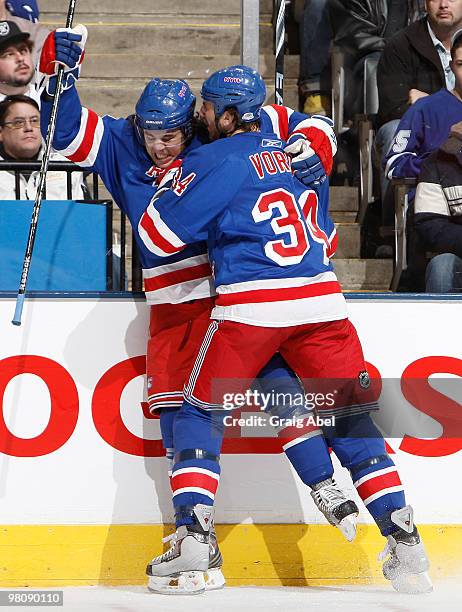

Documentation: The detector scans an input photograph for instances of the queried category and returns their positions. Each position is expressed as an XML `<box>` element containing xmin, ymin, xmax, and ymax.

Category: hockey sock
<box><xmin>159</xmin><ymin>407</ymin><xmax>180</xmax><ymax>477</ymax></box>
<box><xmin>258</xmin><ymin>354</ymin><xmax>334</xmax><ymax>485</ymax></box>
<box><xmin>327</xmin><ymin>413</ymin><xmax>406</xmax><ymax>535</ymax></box>
<box><xmin>172</xmin><ymin>401</ymin><xmax>225</xmax><ymax>527</ymax></box>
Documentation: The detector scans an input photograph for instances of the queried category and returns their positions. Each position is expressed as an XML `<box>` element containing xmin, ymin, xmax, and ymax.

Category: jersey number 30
<box><xmin>252</xmin><ymin>188</ymin><xmax>329</xmax><ymax>266</ymax></box>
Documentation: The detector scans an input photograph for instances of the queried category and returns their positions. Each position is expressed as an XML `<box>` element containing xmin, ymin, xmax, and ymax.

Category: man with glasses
<box><xmin>0</xmin><ymin>94</ymin><xmax>85</xmax><ymax>198</ymax></box>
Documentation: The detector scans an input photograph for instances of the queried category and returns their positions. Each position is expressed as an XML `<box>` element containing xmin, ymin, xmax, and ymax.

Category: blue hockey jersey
<box><xmin>139</xmin><ymin>132</ymin><xmax>347</xmax><ymax>327</ymax></box>
<box><xmin>41</xmin><ymin>86</ymin><xmax>337</xmax><ymax>305</ymax></box>
<box><xmin>385</xmin><ymin>89</ymin><xmax>462</xmax><ymax>180</ymax></box>
<box><xmin>40</xmin><ymin>86</ymin><xmax>214</xmax><ymax>304</ymax></box>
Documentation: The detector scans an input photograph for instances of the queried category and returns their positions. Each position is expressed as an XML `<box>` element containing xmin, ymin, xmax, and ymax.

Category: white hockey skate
<box><xmin>379</xmin><ymin>505</ymin><xmax>432</xmax><ymax>594</ymax></box>
<box><xmin>206</xmin><ymin>525</ymin><xmax>226</xmax><ymax>590</ymax></box>
<box><xmin>310</xmin><ymin>478</ymin><xmax>359</xmax><ymax>541</ymax></box>
<box><xmin>146</xmin><ymin>504</ymin><xmax>212</xmax><ymax>595</ymax></box>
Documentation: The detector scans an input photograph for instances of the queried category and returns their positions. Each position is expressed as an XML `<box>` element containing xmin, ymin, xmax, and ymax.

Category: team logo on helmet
<box><xmin>223</xmin><ymin>76</ymin><xmax>243</xmax><ymax>83</ymax></box>
<box><xmin>0</xmin><ymin>22</ymin><xmax>10</xmax><ymax>36</ymax></box>
<box><xmin>358</xmin><ymin>370</ymin><xmax>371</xmax><ymax>389</ymax></box>
<box><xmin>242</xmin><ymin>112</ymin><xmax>255</xmax><ymax>120</ymax></box>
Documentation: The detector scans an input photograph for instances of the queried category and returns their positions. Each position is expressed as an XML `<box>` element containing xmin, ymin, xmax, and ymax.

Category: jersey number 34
<box><xmin>251</xmin><ymin>188</ymin><xmax>331</xmax><ymax>266</ymax></box>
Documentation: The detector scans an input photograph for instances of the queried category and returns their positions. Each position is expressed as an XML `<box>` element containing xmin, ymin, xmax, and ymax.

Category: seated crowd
<box><xmin>297</xmin><ymin>0</ymin><xmax>462</xmax><ymax>292</ymax></box>
<box><xmin>0</xmin><ymin>2</ymin><xmax>86</xmax><ymax>198</ymax></box>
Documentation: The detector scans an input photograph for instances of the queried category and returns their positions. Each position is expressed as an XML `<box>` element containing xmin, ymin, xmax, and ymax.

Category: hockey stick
<box><xmin>274</xmin><ymin>0</ymin><xmax>285</xmax><ymax>104</ymax></box>
<box><xmin>12</xmin><ymin>0</ymin><xmax>78</xmax><ymax>326</ymax></box>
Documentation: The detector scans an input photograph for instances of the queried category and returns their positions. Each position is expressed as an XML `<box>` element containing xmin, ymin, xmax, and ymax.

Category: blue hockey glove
<box><xmin>284</xmin><ymin>133</ymin><xmax>327</xmax><ymax>187</ymax></box>
<box><xmin>6</xmin><ymin>1</ymin><xmax>39</xmax><ymax>23</ymax></box>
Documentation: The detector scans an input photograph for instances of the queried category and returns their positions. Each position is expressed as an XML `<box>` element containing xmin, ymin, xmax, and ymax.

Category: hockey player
<box><xmin>38</xmin><ymin>28</ymin><xmax>361</xmax><ymax>592</ymax></box>
<box><xmin>139</xmin><ymin>65</ymin><xmax>432</xmax><ymax>596</ymax></box>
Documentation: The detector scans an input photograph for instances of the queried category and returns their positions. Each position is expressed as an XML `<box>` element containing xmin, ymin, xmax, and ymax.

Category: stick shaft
<box><xmin>12</xmin><ymin>0</ymin><xmax>78</xmax><ymax>326</ymax></box>
<box><xmin>275</xmin><ymin>0</ymin><xmax>285</xmax><ymax>105</ymax></box>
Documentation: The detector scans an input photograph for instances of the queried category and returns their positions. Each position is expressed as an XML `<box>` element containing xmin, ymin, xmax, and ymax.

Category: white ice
<box><xmin>11</xmin><ymin>582</ymin><xmax>462</xmax><ymax>612</ymax></box>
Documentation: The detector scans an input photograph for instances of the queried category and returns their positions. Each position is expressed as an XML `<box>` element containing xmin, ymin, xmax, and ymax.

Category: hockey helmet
<box><xmin>135</xmin><ymin>78</ymin><xmax>196</xmax><ymax>141</ymax></box>
<box><xmin>200</xmin><ymin>65</ymin><xmax>266</xmax><ymax>123</ymax></box>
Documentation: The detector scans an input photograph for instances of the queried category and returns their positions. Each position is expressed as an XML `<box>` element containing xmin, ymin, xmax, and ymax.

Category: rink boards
<box><xmin>0</xmin><ymin>295</ymin><xmax>461</xmax><ymax>585</ymax></box>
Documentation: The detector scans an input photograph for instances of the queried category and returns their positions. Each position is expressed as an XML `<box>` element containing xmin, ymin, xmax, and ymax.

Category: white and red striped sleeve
<box><xmin>138</xmin><ymin>193</ymin><xmax>186</xmax><ymax>257</ymax></box>
<box><xmin>55</xmin><ymin>106</ymin><xmax>105</xmax><ymax>168</ymax></box>
<box><xmin>262</xmin><ymin>104</ymin><xmax>294</xmax><ymax>140</ymax></box>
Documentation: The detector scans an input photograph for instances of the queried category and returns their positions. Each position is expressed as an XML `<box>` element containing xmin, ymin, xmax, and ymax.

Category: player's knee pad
<box><xmin>325</xmin><ymin>413</ymin><xmax>388</xmax><ymax>470</ymax></box>
<box><xmin>284</xmin><ymin>433</ymin><xmax>334</xmax><ymax>486</ymax></box>
<box><xmin>173</xmin><ymin>401</ymin><xmax>226</xmax><ymax>457</ymax></box>
<box><xmin>159</xmin><ymin>406</ymin><xmax>180</xmax><ymax>450</ymax></box>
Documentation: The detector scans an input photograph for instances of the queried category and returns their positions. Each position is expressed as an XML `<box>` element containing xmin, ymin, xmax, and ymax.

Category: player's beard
<box><xmin>194</xmin><ymin>117</ymin><xmax>211</xmax><ymax>144</ymax></box>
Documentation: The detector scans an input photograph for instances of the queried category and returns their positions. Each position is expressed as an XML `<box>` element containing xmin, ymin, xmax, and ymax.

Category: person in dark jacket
<box><xmin>375</xmin><ymin>0</ymin><xmax>462</xmax><ymax>224</ymax></box>
<box><xmin>414</xmin><ymin>124</ymin><xmax>462</xmax><ymax>292</ymax></box>
<box><xmin>377</xmin><ymin>1</ymin><xmax>462</xmax><ymax>128</ymax></box>
<box><xmin>329</xmin><ymin>0</ymin><xmax>425</xmax><ymax>58</ymax></box>
<box><xmin>327</xmin><ymin>0</ymin><xmax>426</xmax><ymax>120</ymax></box>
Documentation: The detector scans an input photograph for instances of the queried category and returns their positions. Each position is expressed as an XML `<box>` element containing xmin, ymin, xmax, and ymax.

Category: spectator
<box><xmin>413</xmin><ymin>124</ymin><xmax>462</xmax><ymax>292</ymax></box>
<box><xmin>0</xmin><ymin>94</ymin><xmax>86</xmax><ymax>199</ymax></box>
<box><xmin>298</xmin><ymin>0</ymin><xmax>332</xmax><ymax>115</ymax></box>
<box><xmin>376</xmin><ymin>0</ymin><xmax>462</xmax><ymax>207</ymax></box>
<box><xmin>384</xmin><ymin>29</ymin><xmax>462</xmax><ymax>197</ymax></box>
<box><xmin>0</xmin><ymin>1</ymin><xmax>47</xmax><ymax>64</ymax></box>
<box><xmin>0</xmin><ymin>20</ymin><xmax>40</xmax><ymax>102</ymax></box>
<box><xmin>328</xmin><ymin>0</ymin><xmax>426</xmax><ymax>121</ymax></box>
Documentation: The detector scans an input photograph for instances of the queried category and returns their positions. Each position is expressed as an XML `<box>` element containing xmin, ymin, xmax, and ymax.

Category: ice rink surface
<box><xmin>13</xmin><ymin>582</ymin><xmax>461</xmax><ymax>612</ymax></box>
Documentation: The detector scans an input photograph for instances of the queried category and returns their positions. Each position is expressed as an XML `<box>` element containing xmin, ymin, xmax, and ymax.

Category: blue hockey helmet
<box><xmin>135</xmin><ymin>78</ymin><xmax>196</xmax><ymax>141</ymax></box>
<box><xmin>200</xmin><ymin>65</ymin><xmax>266</xmax><ymax>123</ymax></box>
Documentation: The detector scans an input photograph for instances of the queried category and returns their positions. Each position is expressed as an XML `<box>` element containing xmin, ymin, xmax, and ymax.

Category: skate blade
<box><xmin>338</xmin><ymin>515</ymin><xmax>358</xmax><ymax>542</ymax></box>
<box><xmin>205</xmin><ymin>567</ymin><xmax>226</xmax><ymax>591</ymax></box>
<box><xmin>391</xmin><ymin>570</ymin><xmax>433</xmax><ymax>595</ymax></box>
<box><xmin>147</xmin><ymin>570</ymin><xmax>206</xmax><ymax>595</ymax></box>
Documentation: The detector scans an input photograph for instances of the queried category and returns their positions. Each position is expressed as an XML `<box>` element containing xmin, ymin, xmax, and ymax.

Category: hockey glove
<box><xmin>284</xmin><ymin>133</ymin><xmax>327</xmax><ymax>187</ymax></box>
<box><xmin>39</xmin><ymin>25</ymin><xmax>87</xmax><ymax>95</ymax></box>
<box><xmin>6</xmin><ymin>1</ymin><xmax>39</xmax><ymax>23</ymax></box>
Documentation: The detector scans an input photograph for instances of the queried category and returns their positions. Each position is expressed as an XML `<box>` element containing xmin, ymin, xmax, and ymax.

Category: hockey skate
<box><xmin>310</xmin><ymin>478</ymin><xmax>359</xmax><ymax>541</ymax></box>
<box><xmin>206</xmin><ymin>525</ymin><xmax>226</xmax><ymax>590</ymax></box>
<box><xmin>146</xmin><ymin>504</ymin><xmax>212</xmax><ymax>595</ymax></box>
<box><xmin>379</xmin><ymin>505</ymin><xmax>432</xmax><ymax>594</ymax></box>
